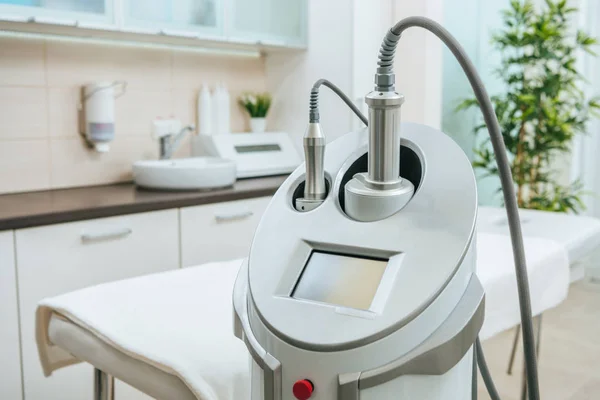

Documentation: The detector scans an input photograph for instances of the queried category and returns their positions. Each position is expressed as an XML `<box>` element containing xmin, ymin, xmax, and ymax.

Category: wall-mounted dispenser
<box><xmin>79</xmin><ymin>81</ymin><xmax>127</xmax><ymax>152</ymax></box>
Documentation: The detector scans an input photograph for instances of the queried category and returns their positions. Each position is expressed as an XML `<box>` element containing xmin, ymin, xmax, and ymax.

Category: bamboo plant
<box><xmin>458</xmin><ymin>0</ymin><xmax>599</xmax><ymax>213</ymax></box>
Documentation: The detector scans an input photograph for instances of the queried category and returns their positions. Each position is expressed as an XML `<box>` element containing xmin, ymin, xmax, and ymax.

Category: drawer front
<box><xmin>180</xmin><ymin>196</ymin><xmax>271</xmax><ymax>267</ymax></box>
<box><xmin>0</xmin><ymin>231</ymin><xmax>23</xmax><ymax>400</ymax></box>
<box><xmin>16</xmin><ymin>209</ymin><xmax>179</xmax><ymax>400</ymax></box>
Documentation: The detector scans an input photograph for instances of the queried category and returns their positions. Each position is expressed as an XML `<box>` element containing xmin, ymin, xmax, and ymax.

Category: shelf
<box><xmin>0</xmin><ymin>19</ymin><xmax>307</xmax><ymax>56</ymax></box>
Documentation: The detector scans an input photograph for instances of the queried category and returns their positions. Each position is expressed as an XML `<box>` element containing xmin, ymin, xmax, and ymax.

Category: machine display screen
<box><xmin>292</xmin><ymin>251</ymin><xmax>388</xmax><ymax>310</ymax></box>
<box><xmin>234</xmin><ymin>144</ymin><xmax>281</xmax><ymax>153</ymax></box>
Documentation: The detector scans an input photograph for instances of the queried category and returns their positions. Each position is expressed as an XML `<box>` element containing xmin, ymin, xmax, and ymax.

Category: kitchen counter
<box><xmin>0</xmin><ymin>176</ymin><xmax>287</xmax><ymax>231</ymax></box>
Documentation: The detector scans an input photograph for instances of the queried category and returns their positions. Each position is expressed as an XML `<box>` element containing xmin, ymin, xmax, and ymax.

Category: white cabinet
<box><xmin>0</xmin><ymin>0</ymin><xmax>307</xmax><ymax>48</ymax></box>
<box><xmin>16</xmin><ymin>210</ymin><xmax>179</xmax><ymax>400</ymax></box>
<box><xmin>0</xmin><ymin>0</ymin><xmax>114</xmax><ymax>25</ymax></box>
<box><xmin>123</xmin><ymin>0</ymin><xmax>221</xmax><ymax>35</ymax></box>
<box><xmin>180</xmin><ymin>196</ymin><xmax>270</xmax><ymax>266</ymax></box>
<box><xmin>0</xmin><ymin>231</ymin><xmax>23</xmax><ymax>400</ymax></box>
<box><xmin>230</xmin><ymin>0</ymin><xmax>307</xmax><ymax>46</ymax></box>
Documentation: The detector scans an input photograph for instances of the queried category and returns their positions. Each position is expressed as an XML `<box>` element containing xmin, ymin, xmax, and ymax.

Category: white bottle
<box><xmin>212</xmin><ymin>85</ymin><xmax>222</xmax><ymax>136</ymax></box>
<box><xmin>220</xmin><ymin>84</ymin><xmax>231</xmax><ymax>135</ymax></box>
<box><xmin>197</xmin><ymin>84</ymin><xmax>212</xmax><ymax>135</ymax></box>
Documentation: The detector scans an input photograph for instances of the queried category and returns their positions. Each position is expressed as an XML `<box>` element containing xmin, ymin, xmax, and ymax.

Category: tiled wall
<box><xmin>0</xmin><ymin>36</ymin><xmax>266</xmax><ymax>194</ymax></box>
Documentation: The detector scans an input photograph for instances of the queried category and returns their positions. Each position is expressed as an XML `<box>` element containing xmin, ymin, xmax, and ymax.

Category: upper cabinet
<box><xmin>0</xmin><ymin>0</ymin><xmax>114</xmax><ymax>25</ymax></box>
<box><xmin>123</xmin><ymin>0</ymin><xmax>222</xmax><ymax>36</ymax></box>
<box><xmin>230</xmin><ymin>0</ymin><xmax>306</xmax><ymax>46</ymax></box>
<box><xmin>0</xmin><ymin>0</ymin><xmax>307</xmax><ymax>49</ymax></box>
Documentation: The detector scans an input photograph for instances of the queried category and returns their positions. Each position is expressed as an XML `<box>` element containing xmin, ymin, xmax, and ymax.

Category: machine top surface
<box><xmin>247</xmin><ymin>123</ymin><xmax>477</xmax><ymax>351</ymax></box>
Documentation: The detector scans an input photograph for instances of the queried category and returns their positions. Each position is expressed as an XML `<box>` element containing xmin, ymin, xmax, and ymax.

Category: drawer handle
<box><xmin>81</xmin><ymin>227</ymin><xmax>132</xmax><ymax>243</ymax></box>
<box><xmin>214</xmin><ymin>210</ymin><xmax>254</xmax><ymax>223</ymax></box>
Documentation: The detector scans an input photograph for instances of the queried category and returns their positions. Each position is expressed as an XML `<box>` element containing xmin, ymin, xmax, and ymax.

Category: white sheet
<box><xmin>477</xmin><ymin>233</ymin><xmax>569</xmax><ymax>340</ymax></box>
<box><xmin>478</xmin><ymin>206</ymin><xmax>600</xmax><ymax>263</ymax></box>
<box><xmin>37</xmin><ymin>259</ymin><xmax>249</xmax><ymax>400</ymax></box>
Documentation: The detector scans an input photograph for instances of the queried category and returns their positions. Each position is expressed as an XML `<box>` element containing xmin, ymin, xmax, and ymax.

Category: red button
<box><xmin>293</xmin><ymin>379</ymin><xmax>314</xmax><ymax>400</ymax></box>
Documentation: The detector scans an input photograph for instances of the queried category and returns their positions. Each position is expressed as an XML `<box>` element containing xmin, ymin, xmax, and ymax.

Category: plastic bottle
<box><xmin>212</xmin><ymin>84</ymin><xmax>222</xmax><ymax>136</ymax></box>
<box><xmin>221</xmin><ymin>84</ymin><xmax>231</xmax><ymax>135</ymax></box>
<box><xmin>197</xmin><ymin>84</ymin><xmax>212</xmax><ymax>135</ymax></box>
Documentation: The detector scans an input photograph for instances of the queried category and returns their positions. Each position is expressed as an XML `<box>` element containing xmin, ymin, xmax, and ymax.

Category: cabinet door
<box><xmin>16</xmin><ymin>210</ymin><xmax>179</xmax><ymax>400</ymax></box>
<box><xmin>180</xmin><ymin>196</ymin><xmax>270</xmax><ymax>267</ymax></box>
<box><xmin>0</xmin><ymin>231</ymin><xmax>23</xmax><ymax>400</ymax></box>
<box><xmin>123</xmin><ymin>0</ymin><xmax>222</xmax><ymax>35</ymax></box>
<box><xmin>230</xmin><ymin>0</ymin><xmax>307</xmax><ymax>46</ymax></box>
<box><xmin>0</xmin><ymin>0</ymin><xmax>114</xmax><ymax>26</ymax></box>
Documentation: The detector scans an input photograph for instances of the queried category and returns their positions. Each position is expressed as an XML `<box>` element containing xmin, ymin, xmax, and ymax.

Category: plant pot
<box><xmin>250</xmin><ymin>117</ymin><xmax>266</xmax><ymax>133</ymax></box>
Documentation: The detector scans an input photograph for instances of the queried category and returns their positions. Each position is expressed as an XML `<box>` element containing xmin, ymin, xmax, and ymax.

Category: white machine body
<box><xmin>192</xmin><ymin>132</ymin><xmax>301</xmax><ymax>178</ymax></box>
<box><xmin>234</xmin><ymin>123</ymin><xmax>483</xmax><ymax>400</ymax></box>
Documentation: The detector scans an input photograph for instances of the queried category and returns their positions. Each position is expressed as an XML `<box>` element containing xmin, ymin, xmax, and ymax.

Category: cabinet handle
<box><xmin>81</xmin><ymin>227</ymin><xmax>132</xmax><ymax>243</ymax></box>
<box><xmin>214</xmin><ymin>210</ymin><xmax>254</xmax><ymax>223</ymax></box>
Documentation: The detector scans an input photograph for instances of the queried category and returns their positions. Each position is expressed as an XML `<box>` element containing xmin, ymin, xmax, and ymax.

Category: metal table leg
<box><xmin>94</xmin><ymin>368</ymin><xmax>115</xmax><ymax>400</ymax></box>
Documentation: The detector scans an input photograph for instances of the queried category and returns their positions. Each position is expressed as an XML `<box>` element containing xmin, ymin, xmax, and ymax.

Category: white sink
<box><xmin>133</xmin><ymin>157</ymin><xmax>236</xmax><ymax>190</ymax></box>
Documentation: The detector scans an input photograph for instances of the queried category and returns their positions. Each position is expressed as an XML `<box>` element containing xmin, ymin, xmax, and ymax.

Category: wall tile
<box><xmin>46</xmin><ymin>42</ymin><xmax>171</xmax><ymax>89</ymax></box>
<box><xmin>0</xmin><ymin>87</ymin><xmax>48</xmax><ymax>140</ymax></box>
<box><xmin>0</xmin><ymin>140</ymin><xmax>51</xmax><ymax>194</ymax></box>
<box><xmin>171</xmin><ymin>89</ymin><xmax>197</xmax><ymax>126</ymax></box>
<box><xmin>50</xmin><ymin>136</ymin><xmax>158</xmax><ymax>189</ymax></box>
<box><xmin>0</xmin><ymin>38</ymin><xmax>268</xmax><ymax>193</ymax></box>
<box><xmin>116</xmin><ymin>89</ymin><xmax>172</xmax><ymax>136</ymax></box>
<box><xmin>48</xmin><ymin>87</ymin><xmax>80</xmax><ymax>138</ymax></box>
<box><xmin>0</xmin><ymin>37</ymin><xmax>46</xmax><ymax>86</ymax></box>
<box><xmin>172</xmin><ymin>53</ymin><xmax>266</xmax><ymax>91</ymax></box>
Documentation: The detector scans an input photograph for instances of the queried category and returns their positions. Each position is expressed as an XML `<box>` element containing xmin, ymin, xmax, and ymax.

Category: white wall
<box><xmin>266</xmin><ymin>0</ymin><xmax>443</xmax><ymax>150</ymax></box>
<box><xmin>351</xmin><ymin>0</ymin><xmax>393</xmax><ymax>130</ymax></box>
<box><xmin>265</xmin><ymin>0</ymin><xmax>354</xmax><ymax>150</ymax></box>
<box><xmin>392</xmin><ymin>0</ymin><xmax>444</xmax><ymax>129</ymax></box>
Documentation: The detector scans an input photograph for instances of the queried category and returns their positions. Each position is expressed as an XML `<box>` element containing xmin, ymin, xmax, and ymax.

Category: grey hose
<box><xmin>309</xmin><ymin>79</ymin><xmax>369</xmax><ymax>126</ymax></box>
<box><xmin>377</xmin><ymin>17</ymin><xmax>540</xmax><ymax>400</ymax></box>
<box><xmin>477</xmin><ymin>338</ymin><xmax>502</xmax><ymax>400</ymax></box>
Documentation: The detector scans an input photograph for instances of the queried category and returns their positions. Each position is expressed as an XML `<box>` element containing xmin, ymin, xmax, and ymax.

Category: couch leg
<box><xmin>94</xmin><ymin>368</ymin><xmax>115</xmax><ymax>400</ymax></box>
<box><xmin>507</xmin><ymin>325</ymin><xmax>521</xmax><ymax>375</ymax></box>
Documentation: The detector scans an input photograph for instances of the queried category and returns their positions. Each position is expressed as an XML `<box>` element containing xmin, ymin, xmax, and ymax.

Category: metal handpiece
<box><xmin>366</xmin><ymin>91</ymin><xmax>404</xmax><ymax>184</ymax></box>
<box><xmin>344</xmin><ymin>90</ymin><xmax>414</xmax><ymax>222</ymax></box>
<box><xmin>303</xmin><ymin>123</ymin><xmax>326</xmax><ymax>200</ymax></box>
<box><xmin>295</xmin><ymin>123</ymin><xmax>326</xmax><ymax>212</ymax></box>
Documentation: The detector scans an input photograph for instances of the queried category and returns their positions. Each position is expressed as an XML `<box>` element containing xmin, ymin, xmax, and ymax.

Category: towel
<box><xmin>477</xmin><ymin>233</ymin><xmax>570</xmax><ymax>340</ymax></box>
<box><xmin>36</xmin><ymin>259</ymin><xmax>249</xmax><ymax>400</ymax></box>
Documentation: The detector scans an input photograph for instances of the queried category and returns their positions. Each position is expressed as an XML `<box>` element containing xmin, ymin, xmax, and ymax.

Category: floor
<box><xmin>477</xmin><ymin>280</ymin><xmax>600</xmax><ymax>399</ymax></box>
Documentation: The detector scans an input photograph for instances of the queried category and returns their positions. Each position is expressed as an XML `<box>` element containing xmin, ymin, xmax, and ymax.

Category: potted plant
<box><xmin>239</xmin><ymin>92</ymin><xmax>272</xmax><ymax>133</ymax></box>
<box><xmin>458</xmin><ymin>0</ymin><xmax>599</xmax><ymax>213</ymax></box>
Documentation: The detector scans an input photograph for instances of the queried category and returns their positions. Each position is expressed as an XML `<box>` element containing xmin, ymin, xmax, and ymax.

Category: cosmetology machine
<box><xmin>234</xmin><ymin>17</ymin><xmax>540</xmax><ymax>400</ymax></box>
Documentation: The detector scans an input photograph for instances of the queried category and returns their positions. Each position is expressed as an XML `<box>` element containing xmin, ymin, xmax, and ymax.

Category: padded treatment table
<box><xmin>35</xmin><ymin>209</ymin><xmax>600</xmax><ymax>400</ymax></box>
<box><xmin>478</xmin><ymin>206</ymin><xmax>600</xmax><ymax>265</ymax></box>
<box><xmin>477</xmin><ymin>207</ymin><xmax>600</xmax><ymax>340</ymax></box>
<box><xmin>37</xmin><ymin>260</ymin><xmax>251</xmax><ymax>400</ymax></box>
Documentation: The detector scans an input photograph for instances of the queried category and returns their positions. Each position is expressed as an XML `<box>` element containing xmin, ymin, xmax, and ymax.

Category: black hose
<box><xmin>377</xmin><ymin>17</ymin><xmax>540</xmax><ymax>400</ymax></box>
<box><xmin>309</xmin><ymin>79</ymin><xmax>368</xmax><ymax>126</ymax></box>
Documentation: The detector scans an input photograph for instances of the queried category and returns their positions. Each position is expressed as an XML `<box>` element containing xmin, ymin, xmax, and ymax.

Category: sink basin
<box><xmin>133</xmin><ymin>157</ymin><xmax>236</xmax><ymax>190</ymax></box>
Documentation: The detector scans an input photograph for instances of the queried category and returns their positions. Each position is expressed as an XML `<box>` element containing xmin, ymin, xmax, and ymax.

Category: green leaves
<box><xmin>238</xmin><ymin>92</ymin><xmax>272</xmax><ymax>118</ymax></box>
<box><xmin>457</xmin><ymin>0</ymin><xmax>597</xmax><ymax>214</ymax></box>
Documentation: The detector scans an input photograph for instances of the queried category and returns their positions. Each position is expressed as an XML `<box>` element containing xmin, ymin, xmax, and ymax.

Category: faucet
<box><xmin>159</xmin><ymin>125</ymin><xmax>195</xmax><ymax>159</ymax></box>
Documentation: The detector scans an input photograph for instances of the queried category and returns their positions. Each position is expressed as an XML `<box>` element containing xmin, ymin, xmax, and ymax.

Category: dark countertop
<box><xmin>0</xmin><ymin>175</ymin><xmax>287</xmax><ymax>231</ymax></box>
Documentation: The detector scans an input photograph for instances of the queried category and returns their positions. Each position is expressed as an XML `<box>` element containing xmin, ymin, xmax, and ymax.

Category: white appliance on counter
<box><xmin>192</xmin><ymin>133</ymin><xmax>301</xmax><ymax>178</ymax></box>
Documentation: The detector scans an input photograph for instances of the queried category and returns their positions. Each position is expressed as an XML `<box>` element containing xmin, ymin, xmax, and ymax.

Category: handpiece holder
<box><xmin>344</xmin><ymin>90</ymin><xmax>414</xmax><ymax>222</ymax></box>
<box><xmin>295</xmin><ymin>123</ymin><xmax>327</xmax><ymax>212</ymax></box>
